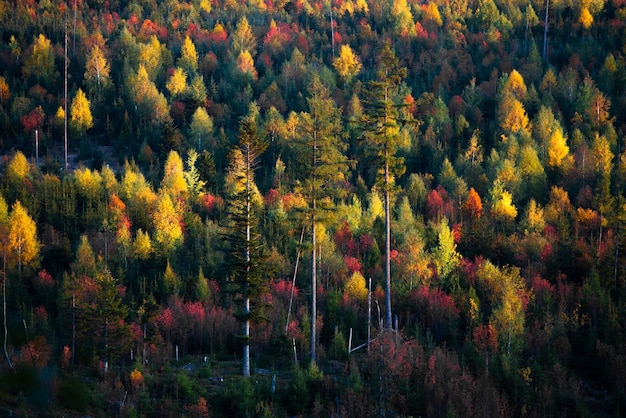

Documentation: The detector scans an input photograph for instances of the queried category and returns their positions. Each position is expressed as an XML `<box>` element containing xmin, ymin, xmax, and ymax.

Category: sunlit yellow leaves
<box><xmin>344</xmin><ymin>271</ymin><xmax>368</xmax><ymax>302</ymax></box>
<box><xmin>70</xmin><ymin>88</ymin><xmax>93</xmax><ymax>135</ymax></box>
<box><xmin>476</xmin><ymin>261</ymin><xmax>527</xmax><ymax>354</ymax></box>
<box><xmin>546</xmin><ymin>127</ymin><xmax>572</xmax><ymax>170</ymax></box>
<box><xmin>166</xmin><ymin>67</ymin><xmax>188</xmax><ymax>98</ymax></box>
<box><xmin>189</xmin><ymin>107</ymin><xmax>214</xmax><ymax>147</ymax></box>
<box><xmin>354</xmin><ymin>0</ymin><xmax>369</xmax><ymax>13</ymax></box>
<box><xmin>576</xmin><ymin>207</ymin><xmax>598</xmax><ymax>224</ymax></box>
<box><xmin>493</xmin><ymin>190</ymin><xmax>517</xmax><ymax>221</ymax></box>
<box><xmin>398</xmin><ymin>231</ymin><xmax>432</xmax><ymax>287</ymax></box>
<box><xmin>433</xmin><ymin>219</ymin><xmax>461</xmax><ymax>283</ymax></box>
<box><xmin>424</xmin><ymin>2</ymin><xmax>443</xmax><ymax>27</ymax></box>
<box><xmin>463</xmin><ymin>187</ymin><xmax>483</xmax><ymax>219</ymax></box>
<box><xmin>0</xmin><ymin>77</ymin><xmax>10</xmax><ymax>106</ymax></box>
<box><xmin>367</xmin><ymin>192</ymin><xmax>385</xmax><ymax>221</ymax></box>
<box><xmin>579</xmin><ymin>7</ymin><xmax>593</xmax><ymax>28</ymax></box>
<box><xmin>522</xmin><ymin>199</ymin><xmax>545</xmax><ymax>233</ymax></box>
<box><xmin>491</xmin><ymin>180</ymin><xmax>518</xmax><ymax>224</ymax></box>
<box><xmin>8</xmin><ymin>201</ymin><xmax>40</xmax><ymax>270</ymax></box>
<box><xmin>539</xmin><ymin>68</ymin><xmax>557</xmax><ymax>93</ymax></box>
<box><xmin>498</xmin><ymin>96</ymin><xmax>530</xmax><ymax>134</ymax></box>
<box><xmin>133</xmin><ymin>228</ymin><xmax>153</xmax><ymax>260</ymax></box>
<box><xmin>161</xmin><ymin>151</ymin><xmax>188</xmax><ymax>198</ymax></box>
<box><xmin>544</xmin><ymin>186</ymin><xmax>571</xmax><ymax>227</ymax></box>
<box><xmin>231</xmin><ymin>17</ymin><xmax>256</xmax><ymax>57</ymax></box>
<box><xmin>592</xmin><ymin>133</ymin><xmax>613</xmax><ymax>178</ymax></box>
<box><xmin>74</xmin><ymin>167</ymin><xmax>103</xmax><ymax>199</ymax></box>
<box><xmin>139</xmin><ymin>35</ymin><xmax>163</xmax><ymax>81</ymax></box>
<box><xmin>55</xmin><ymin>106</ymin><xmax>65</xmax><ymax>125</ymax></box>
<box><xmin>333</xmin><ymin>44</ymin><xmax>362</xmax><ymax>85</ymax></box>
<box><xmin>23</xmin><ymin>34</ymin><xmax>57</xmax><ymax>82</ymax></box>
<box><xmin>7</xmin><ymin>151</ymin><xmax>30</xmax><ymax>180</ymax></box>
<box><xmin>237</xmin><ymin>50</ymin><xmax>258</xmax><ymax>80</ymax></box>
<box><xmin>224</xmin><ymin>147</ymin><xmax>264</xmax><ymax>207</ymax></box>
<box><xmin>163</xmin><ymin>259</ymin><xmax>180</xmax><ymax>293</ymax></box>
<box><xmin>391</xmin><ymin>0</ymin><xmax>416</xmax><ymax>36</ymax></box>
<box><xmin>127</xmin><ymin>65</ymin><xmax>170</xmax><ymax>124</ymax></box>
<box><xmin>178</xmin><ymin>36</ymin><xmax>198</xmax><ymax>74</ymax></box>
<box><xmin>72</xmin><ymin>235</ymin><xmax>97</xmax><ymax>278</ymax></box>
<box><xmin>504</xmin><ymin>70</ymin><xmax>527</xmax><ymax>101</ymax></box>
<box><xmin>153</xmin><ymin>192</ymin><xmax>183</xmax><ymax>255</ymax></box>
<box><xmin>85</xmin><ymin>45</ymin><xmax>110</xmax><ymax>93</ymax></box>
<box><xmin>0</xmin><ymin>195</ymin><xmax>8</xmax><ymax>226</ymax></box>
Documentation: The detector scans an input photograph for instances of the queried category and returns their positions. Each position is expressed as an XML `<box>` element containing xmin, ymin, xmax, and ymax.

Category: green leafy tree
<box><xmin>225</xmin><ymin>110</ymin><xmax>268</xmax><ymax>377</ymax></box>
<box><xmin>433</xmin><ymin>219</ymin><xmax>461</xmax><ymax>290</ymax></box>
<box><xmin>189</xmin><ymin>107</ymin><xmax>214</xmax><ymax>149</ymax></box>
<box><xmin>360</xmin><ymin>44</ymin><xmax>407</xmax><ymax>329</ymax></box>
<box><xmin>23</xmin><ymin>34</ymin><xmax>57</xmax><ymax>85</ymax></box>
<box><xmin>88</xmin><ymin>268</ymin><xmax>131</xmax><ymax>370</ymax></box>
<box><xmin>230</xmin><ymin>16</ymin><xmax>257</xmax><ymax>58</ymax></box>
<box><xmin>292</xmin><ymin>75</ymin><xmax>350</xmax><ymax>364</ymax></box>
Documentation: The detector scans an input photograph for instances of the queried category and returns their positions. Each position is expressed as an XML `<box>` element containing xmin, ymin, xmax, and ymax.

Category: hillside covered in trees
<box><xmin>1</xmin><ymin>0</ymin><xmax>626</xmax><ymax>415</ymax></box>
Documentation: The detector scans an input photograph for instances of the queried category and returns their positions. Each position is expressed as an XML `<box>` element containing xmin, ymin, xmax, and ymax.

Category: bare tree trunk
<box><xmin>384</xmin><ymin>145</ymin><xmax>392</xmax><ymax>329</ymax></box>
<box><xmin>243</xmin><ymin>293</ymin><xmax>250</xmax><ymax>377</ymax></box>
<box><xmin>311</xmin><ymin>210</ymin><xmax>317</xmax><ymax>365</ymax></box>
<box><xmin>3</xmin><ymin>254</ymin><xmax>13</xmax><ymax>370</ymax></box>
<box><xmin>243</xmin><ymin>154</ymin><xmax>252</xmax><ymax>377</ymax></box>
<box><xmin>543</xmin><ymin>0</ymin><xmax>550</xmax><ymax>60</ymax></box>
<box><xmin>64</xmin><ymin>24</ymin><xmax>69</xmax><ymax>171</ymax></box>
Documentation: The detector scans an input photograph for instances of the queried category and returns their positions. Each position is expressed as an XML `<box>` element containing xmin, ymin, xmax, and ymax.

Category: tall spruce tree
<box><xmin>225</xmin><ymin>108</ymin><xmax>268</xmax><ymax>377</ymax></box>
<box><xmin>361</xmin><ymin>44</ymin><xmax>407</xmax><ymax>330</ymax></box>
<box><xmin>293</xmin><ymin>75</ymin><xmax>350</xmax><ymax>364</ymax></box>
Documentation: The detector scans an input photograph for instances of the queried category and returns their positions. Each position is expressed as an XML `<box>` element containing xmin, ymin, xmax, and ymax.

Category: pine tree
<box><xmin>225</xmin><ymin>109</ymin><xmax>268</xmax><ymax>377</ymax></box>
<box><xmin>292</xmin><ymin>75</ymin><xmax>350</xmax><ymax>364</ymax></box>
<box><xmin>360</xmin><ymin>44</ymin><xmax>407</xmax><ymax>329</ymax></box>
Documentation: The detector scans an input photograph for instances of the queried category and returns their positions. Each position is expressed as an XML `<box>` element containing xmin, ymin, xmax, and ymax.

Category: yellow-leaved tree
<box><xmin>178</xmin><ymin>35</ymin><xmax>199</xmax><ymax>75</ymax></box>
<box><xmin>237</xmin><ymin>50</ymin><xmax>258</xmax><ymax>80</ymax></box>
<box><xmin>546</xmin><ymin>127</ymin><xmax>573</xmax><ymax>171</ymax></box>
<box><xmin>166</xmin><ymin>67</ymin><xmax>188</xmax><ymax>98</ymax></box>
<box><xmin>333</xmin><ymin>44</ymin><xmax>362</xmax><ymax>85</ymax></box>
<box><xmin>161</xmin><ymin>150</ymin><xmax>188</xmax><ymax>198</ymax></box>
<box><xmin>490</xmin><ymin>180</ymin><xmax>518</xmax><ymax>228</ymax></box>
<box><xmin>0</xmin><ymin>76</ymin><xmax>10</xmax><ymax>107</ymax></box>
<box><xmin>579</xmin><ymin>7</ymin><xmax>593</xmax><ymax>29</ymax></box>
<box><xmin>8</xmin><ymin>201</ymin><xmax>40</xmax><ymax>272</ymax></box>
<box><xmin>153</xmin><ymin>192</ymin><xmax>183</xmax><ymax>257</ymax></box>
<box><xmin>85</xmin><ymin>45</ymin><xmax>111</xmax><ymax>97</ymax></box>
<box><xmin>70</xmin><ymin>88</ymin><xmax>93</xmax><ymax>137</ymax></box>
<box><xmin>3</xmin><ymin>199</ymin><xmax>40</xmax><ymax>369</ymax></box>
<box><xmin>344</xmin><ymin>271</ymin><xmax>368</xmax><ymax>302</ymax></box>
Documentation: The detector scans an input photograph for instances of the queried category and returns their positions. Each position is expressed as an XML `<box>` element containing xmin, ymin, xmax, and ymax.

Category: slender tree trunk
<box><xmin>243</xmin><ymin>151</ymin><xmax>252</xmax><ymax>377</ymax></box>
<box><xmin>384</xmin><ymin>144</ymin><xmax>392</xmax><ymax>329</ymax></box>
<box><xmin>3</xmin><ymin>254</ymin><xmax>13</xmax><ymax>370</ymax></box>
<box><xmin>311</xmin><ymin>206</ymin><xmax>317</xmax><ymax>365</ymax></box>
<box><xmin>243</xmin><ymin>291</ymin><xmax>250</xmax><ymax>377</ymax></box>
<box><xmin>71</xmin><ymin>290</ymin><xmax>75</xmax><ymax>365</ymax></box>
<box><xmin>64</xmin><ymin>24</ymin><xmax>69</xmax><ymax>171</ymax></box>
<box><xmin>543</xmin><ymin>0</ymin><xmax>550</xmax><ymax>60</ymax></box>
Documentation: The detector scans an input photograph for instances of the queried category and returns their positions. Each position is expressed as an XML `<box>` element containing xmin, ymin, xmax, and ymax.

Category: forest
<box><xmin>0</xmin><ymin>0</ymin><xmax>626</xmax><ymax>415</ymax></box>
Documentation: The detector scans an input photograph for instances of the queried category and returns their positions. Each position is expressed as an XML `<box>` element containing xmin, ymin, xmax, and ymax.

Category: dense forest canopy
<box><xmin>0</xmin><ymin>0</ymin><xmax>626</xmax><ymax>416</ymax></box>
